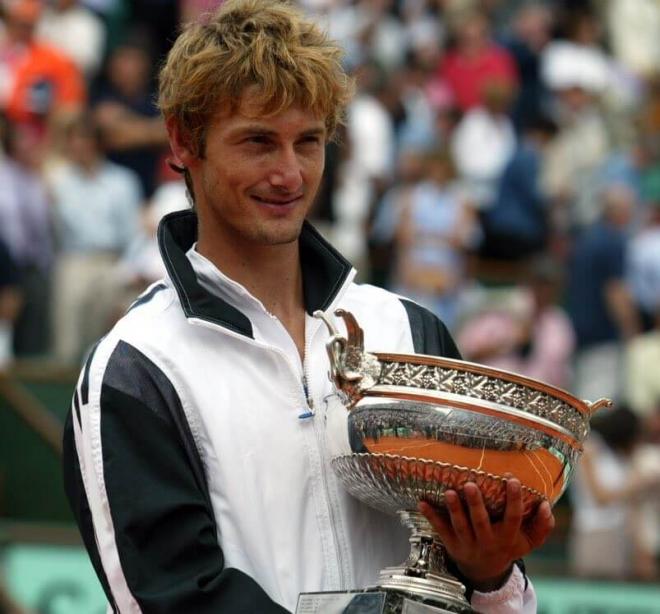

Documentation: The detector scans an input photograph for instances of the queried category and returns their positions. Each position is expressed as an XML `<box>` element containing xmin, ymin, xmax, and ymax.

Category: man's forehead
<box><xmin>213</xmin><ymin>94</ymin><xmax>326</xmax><ymax>134</ymax></box>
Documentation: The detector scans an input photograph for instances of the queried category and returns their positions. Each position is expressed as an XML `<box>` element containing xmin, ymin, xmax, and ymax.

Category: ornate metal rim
<box><xmin>369</xmin><ymin>357</ymin><xmax>597</xmax><ymax>442</ymax></box>
<box><xmin>375</xmin><ymin>353</ymin><xmax>594</xmax><ymax>415</ymax></box>
<box><xmin>314</xmin><ymin>309</ymin><xmax>611</xmax><ymax>444</ymax></box>
<box><xmin>332</xmin><ymin>452</ymin><xmax>546</xmax><ymax>513</ymax></box>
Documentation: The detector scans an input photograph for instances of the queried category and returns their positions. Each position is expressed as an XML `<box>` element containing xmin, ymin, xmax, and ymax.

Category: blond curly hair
<box><xmin>158</xmin><ymin>0</ymin><xmax>354</xmax><ymax>158</ymax></box>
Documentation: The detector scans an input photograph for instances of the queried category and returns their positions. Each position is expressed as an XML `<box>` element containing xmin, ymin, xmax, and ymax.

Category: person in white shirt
<box><xmin>37</xmin><ymin>0</ymin><xmax>106</xmax><ymax>80</ymax></box>
<box><xmin>451</xmin><ymin>80</ymin><xmax>516</xmax><ymax>208</ymax></box>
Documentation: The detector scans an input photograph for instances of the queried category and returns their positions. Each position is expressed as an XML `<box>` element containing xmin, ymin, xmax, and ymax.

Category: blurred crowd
<box><xmin>0</xmin><ymin>0</ymin><xmax>659</xmax><ymax>585</ymax></box>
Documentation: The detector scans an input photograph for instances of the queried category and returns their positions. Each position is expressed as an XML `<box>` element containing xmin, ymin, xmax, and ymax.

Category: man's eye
<box><xmin>246</xmin><ymin>135</ymin><xmax>270</xmax><ymax>145</ymax></box>
<box><xmin>299</xmin><ymin>136</ymin><xmax>321</xmax><ymax>146</ymax></box>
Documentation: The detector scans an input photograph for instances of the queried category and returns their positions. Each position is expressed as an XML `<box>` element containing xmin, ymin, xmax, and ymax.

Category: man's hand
<box><xmin>418</xmin><ymin>479</ymin><xmax>555</xmax><ymax>592</ymax></box>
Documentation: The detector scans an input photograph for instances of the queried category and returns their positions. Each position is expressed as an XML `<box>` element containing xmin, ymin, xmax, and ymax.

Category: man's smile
<box><xmin>251</xmin><ymin>194</ymin><xmax>304</xmax><ymax>206</ymax></box>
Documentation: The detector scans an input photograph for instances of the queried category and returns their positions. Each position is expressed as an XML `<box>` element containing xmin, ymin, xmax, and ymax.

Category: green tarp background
<box><xmin>0</xmin><ymin>378</ymin><xmax>73</xmax><ymax>522</ymax></box>
<box><xmin>3</xmin><ymin>544</ymin><xmax>660</xmax><ymax>613</ymax></box>
<box><xmin>2</xmin><ymin>378</ymin><xmax>659</xmax><ymax>613</ymax></box>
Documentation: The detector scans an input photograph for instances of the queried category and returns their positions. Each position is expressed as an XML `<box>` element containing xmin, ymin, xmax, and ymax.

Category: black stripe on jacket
<box><xmin>63</xmin><ymin>340</ymin><xmax>288</xmax><ymax>613</ymax></box>
<box><xmin>399</xmin><ymin>299</ymin><xmax>462</xmax><ymax>359</ymax></box>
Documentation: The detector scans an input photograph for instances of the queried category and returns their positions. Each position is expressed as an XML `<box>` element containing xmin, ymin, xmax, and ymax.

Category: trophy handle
<box><xmin>314</xmin><ymin>309</ymin><xmax>382</xmax><ymax>407</ymax></box>
<box><xmin>334</xmin><ymin>308</ymin><xmax>364</xmax><ymax>351</ymax></box>
<box><xmin>586</xmin><ymin>398</ymin><xmax>613</xmax><ymax>414</ymax></box>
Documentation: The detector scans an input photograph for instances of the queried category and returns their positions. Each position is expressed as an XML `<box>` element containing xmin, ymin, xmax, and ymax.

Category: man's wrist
<box><xmin>456</xmin><ymin>563</ymin><xmax>514</xmax><ymax>593</ymax></box>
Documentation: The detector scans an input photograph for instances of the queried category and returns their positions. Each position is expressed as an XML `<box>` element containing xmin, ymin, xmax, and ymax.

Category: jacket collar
<box><xmin>157</xmin><ymin>209</ymin><xmax>354</xmax><ymax>338</ymax></box>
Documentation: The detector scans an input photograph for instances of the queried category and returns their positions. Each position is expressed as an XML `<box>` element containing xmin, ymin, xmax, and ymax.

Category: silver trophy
<box><xmin>297</xmin><ymin>309</ymin><xmax>611</xmax><ymax>614</ymax></box>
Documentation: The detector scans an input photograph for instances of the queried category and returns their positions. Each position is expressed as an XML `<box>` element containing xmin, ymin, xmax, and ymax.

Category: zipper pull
<box><xmin>298</xmin><ymin>375</ymin><xmax>315</xmax><ymax>420</ymax></box>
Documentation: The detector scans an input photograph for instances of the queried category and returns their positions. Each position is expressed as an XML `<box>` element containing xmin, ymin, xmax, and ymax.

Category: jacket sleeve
<box><xmin>399</xmin><ymin>298</ymin><xmax>462</xmax><ymax>359</ymax></box>
<box><xmin>471</xmin><ymin>566</ymin><xmax>536</xmax><ymax>614</ymax></box>
<box><xmin>63</xmin><ymin>339</ymin><xmax>289</xmax><ymax>614</ymax></box>
<box><xmin>398</xmin><ymin>299</ymin><xmax>536</xmax><ymax>611</ymax></box>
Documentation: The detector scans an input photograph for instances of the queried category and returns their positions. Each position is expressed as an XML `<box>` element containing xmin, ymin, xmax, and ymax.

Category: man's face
<box><xmin>175</xmin><ymin>91</ymin><xmax>326</xmax><ymax>250</ymax></box>
<box><xmin>66</xmin><ymin>126</ymin><xmax>99</xmax><ymax>167</ymax></box>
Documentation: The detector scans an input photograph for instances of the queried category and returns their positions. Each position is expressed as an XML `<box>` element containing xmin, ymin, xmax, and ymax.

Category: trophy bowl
<box><xmin>313</xmin><ymin>309</ymin><xmax>611</xmax><ymax>614</ymax></box>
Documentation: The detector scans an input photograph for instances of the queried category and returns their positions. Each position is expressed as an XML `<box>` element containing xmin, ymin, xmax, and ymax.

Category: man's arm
<box><xmin>604</xmin><ymin>278</ymin><xmax>640</xmax><ymax>341</ymax></box>
<box><xmin>63</xmin><ymin>340</ymin><xmax>288</xmax><ymax>613</ymax></box>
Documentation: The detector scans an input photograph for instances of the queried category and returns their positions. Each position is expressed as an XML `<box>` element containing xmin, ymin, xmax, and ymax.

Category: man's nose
<box><xmin>268</xmin><ymin>146</ymin><xmax>303</xmax><ymax>192</ymax></box>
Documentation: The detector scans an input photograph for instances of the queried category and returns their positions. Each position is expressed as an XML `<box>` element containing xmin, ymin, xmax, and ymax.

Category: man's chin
<box><xmin>252</xmin><ymin>220</ymin><xmax>305</xmax><ymax>246</ymax></box>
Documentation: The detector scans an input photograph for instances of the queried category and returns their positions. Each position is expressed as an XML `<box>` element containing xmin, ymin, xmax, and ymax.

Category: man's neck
<box><xmin>196</xmin><ymin>230</ymin><xmax>307</xmax><ymax>357</ymax></box>
<box><xmin>75</xmin><ymin>156</ymin><xmax>102</xmax><ymax>176</ymax></box>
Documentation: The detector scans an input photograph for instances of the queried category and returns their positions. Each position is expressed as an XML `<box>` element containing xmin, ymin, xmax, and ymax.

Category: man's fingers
<box><xmin>444</xmin><ymin>489</ymin><xmax>476</xmax><ymax>544</ymax></box>
<box><xmin>463</xmin><ymin>482</ymin><xmax>494</xmax><ymax>543</ymax></box>
<box><xmin>418</xmin><ymin>500</ymin><xmax>449</xmax><ymax>531</ymax></box>
<box><xmin>500</xmin><ymin>479</ymin><xmax>524</xmax><ymax>542</ymax></box>
<box><xmin>524</xmin><ymin>500</ymin><xmax>555</xmax><ymax>549</ymax></box>
<box><xmin>418</xmin><ymin>500</ymin><xmax>459</xmax><ymax>551</ymax></box>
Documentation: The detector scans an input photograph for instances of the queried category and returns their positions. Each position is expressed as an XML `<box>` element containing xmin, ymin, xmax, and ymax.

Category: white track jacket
<box><xmin>63</xmin><ymin>210</ymin><xmax>536</xmax><ymax>613</ymax></box>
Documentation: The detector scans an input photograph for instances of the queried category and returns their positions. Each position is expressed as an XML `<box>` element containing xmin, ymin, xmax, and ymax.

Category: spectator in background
<box><xmin>625</xmin><ymin>304</ymin><xmax>660</xmax><ymax>422</ymax></box>
<box><xmin>91</xmin><ymin>30</ymin><xmax>168</xmax><ymax>197</ymax></box>
<box><xmin>451</xmin><ymin>79</ymin><xmax>516</xmax><ymax>208</ymax></box>
<box><xmin>605</xmin><ymin>0</ymin><xmax>660</xmax><ymax>81</ymax></box>
<box><xmin>627</xmin><ymin>182</ymin><xmax>660</xmax><ymax>329</ymax></box>
<box><xmin>0</xmin><ymin>239</ymin><xmax>21</xmax><ymax>371</ymax></box>
<box><xmin>641</xmin><ymin>75</ymin><xmax>660</xmax><ymax>136</ymax></box>
<box><xmin>541</xmin><ymin>7</ymin><xmax>612</xmax><ymax>232</ymax></box>
<box><xmin>352</xmin><ymin>0</ymin><xmax>407</xmax><ymax>73</ymax></box>
<box><xmin>458</xmin><ymin>256</ymin><xmax>575</xmax><ymax>390</ymax></box>
<box><xmin>588</xmin><ymin>133</ymin><xmax>659</xmax><ymax>233</ymax></box>
<box><xmin>311</xmin><ymin>0</ymin><xmax>364</xmax><ymax>70</ymax></box>
<box><xmin>332</xmin><ymin>58</ymin><xmax>395</xmax><ymax>271</ymax></box>
<box><xmin>542</xmin><ymin>5</ymin><xmax>612</xmax><ymax>98</ymax></box>
<box><xmin>399</xmin><ymin>0</ymin><xmax>445</xmax><ymax>68</ymax></box>
<box><xmin>394</xmin><ymin>52</ymin><xmax>440</xmax><ymax>156</ymax></box>
<box><xmin>479</xmin><ymin>114</ymin><xmax>557</xmax><ymax>261</ymax></box>
<box><xmin>542</xmin><ymin>79</ymin><xmax>610</xmax><ymax>233</ymax></box>
<box><xmin>370</xmin><ymin>138</ymin><xmax>433</xmax><ymax>287</ymax></box>
<box><xmin>0</xmin><ymin>119</ymin><xmax>53</xmax><ymax>357</ymax></box>
<box><xmin>36</xmin><ymin>0</ymin><xmax>106</xmax><ymax>81</ymax></box>
<box><xmin>129</xmin><ymin>0</ymin><xmax>179</xmax><ymax>63</ymax></box>
<box><xmin>631</xmin><ymin>399</ymin><xmax>660</xmax><ymax>579</ymax></box>
<box><xmin>625</xmin><ymin>179</ymin><xmax>660</xmax><ymax>416</ymax></box>
<box><xmin>314</xmin><ymin>0</ymin><xmax>412</xmax><ymax>74</ymax></box>
<box><xmin>438</xmin><ymin>9</ymin><xmax>518</xmax><ymax>112</ymax></box>
<box><xmin>624</xmin><ymin>185</ymin><xmax>660</xmax><ymax>563</ymax></box>
<box><xmin>569</xmin><ymin>406</ymin><xmax>660</xmax><ymax>581</ymax></box>
<box><xmin>0</xmin><ymin>0</ymin><xmax>85</xmax><ymax>133</ymax></box>
<box><xmin>115</xmin><ymin>170</ymin><xmax>189</xmax><ymax>294</ymax></box>
<box><xmin>501</xmin><ymin>2</ymin><xmax>553</xmax><ymax>131</ymax></box>
<box><xmin>49</xmin><ymin>113</ymin><xmax>142</xmax><ymax>364</ymax></box>
<box><xmin>567</xmin><ymin>183</ymin><xmax>640</xmax><ymax>403</ymax></box>
<box><xmin>389</xmin><ymin>147</ymin><xmax>479</xmax><ymax>329</ymax></box>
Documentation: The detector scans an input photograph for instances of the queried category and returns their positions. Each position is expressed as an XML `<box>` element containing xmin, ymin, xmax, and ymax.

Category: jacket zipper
<box><xmin>191</xmin><ymin>313</ymin><xmax>348</xmax><ymax>589</ymax></box>
<box><xmin>298</xmin><ymin>374</ymin><xmax>314</xmax><ymax>419</ymax></box>
<box><xmin>303</xmin><ymin>321</ymin><xmax>346</xmax><ymax>591</ymax></box>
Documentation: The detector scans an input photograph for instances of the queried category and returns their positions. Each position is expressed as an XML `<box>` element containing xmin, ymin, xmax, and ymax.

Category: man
<box><xmin>50</xmin><ymin>113</ymin><xmax>143</xmax><ymax>364</ymax></box>
<box><xmin>0</xmin><ymin>239</ymin><xmax>21</xmax><ymax>371</ymax></box>
<box><xmin>91</xmin><ymin>31</ymin><xmax>169</xmax><ymax>198</ymax></box>
<box><xmin>567</xmin><ymin>183</ymin><xmax>640</xmax><ymax>402</ymax></box>
<box><xmin>0</xmin><ymin>120</ymin><xmax>52</xmax><ymax>357</ymax></box>
<box><xmin>0</xmin><ymin>0</ymin><xmax>85</xmax><ymax>128</ymax></box>
<box><xmin>479</xmin><ymin>115</ymin><xmax>557</xmax><ymax>262</ymax></box>
<box><xmin>63</xmin><ymin>1</ymin><xmax>553</xmax><ymax>612</ymax></box>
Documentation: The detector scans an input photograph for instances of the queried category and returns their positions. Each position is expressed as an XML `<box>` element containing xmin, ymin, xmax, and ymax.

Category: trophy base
<box><xmin>296</xmin><ymin>588</ymin><xmax>475</xmax><ymax>614</ymax></box>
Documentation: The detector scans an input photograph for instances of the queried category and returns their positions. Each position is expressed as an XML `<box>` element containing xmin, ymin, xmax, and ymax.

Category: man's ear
<box><xmin>166</xmin><ymin>117</ymin><xmax>197</xmax><ymax>168</ymax></box>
